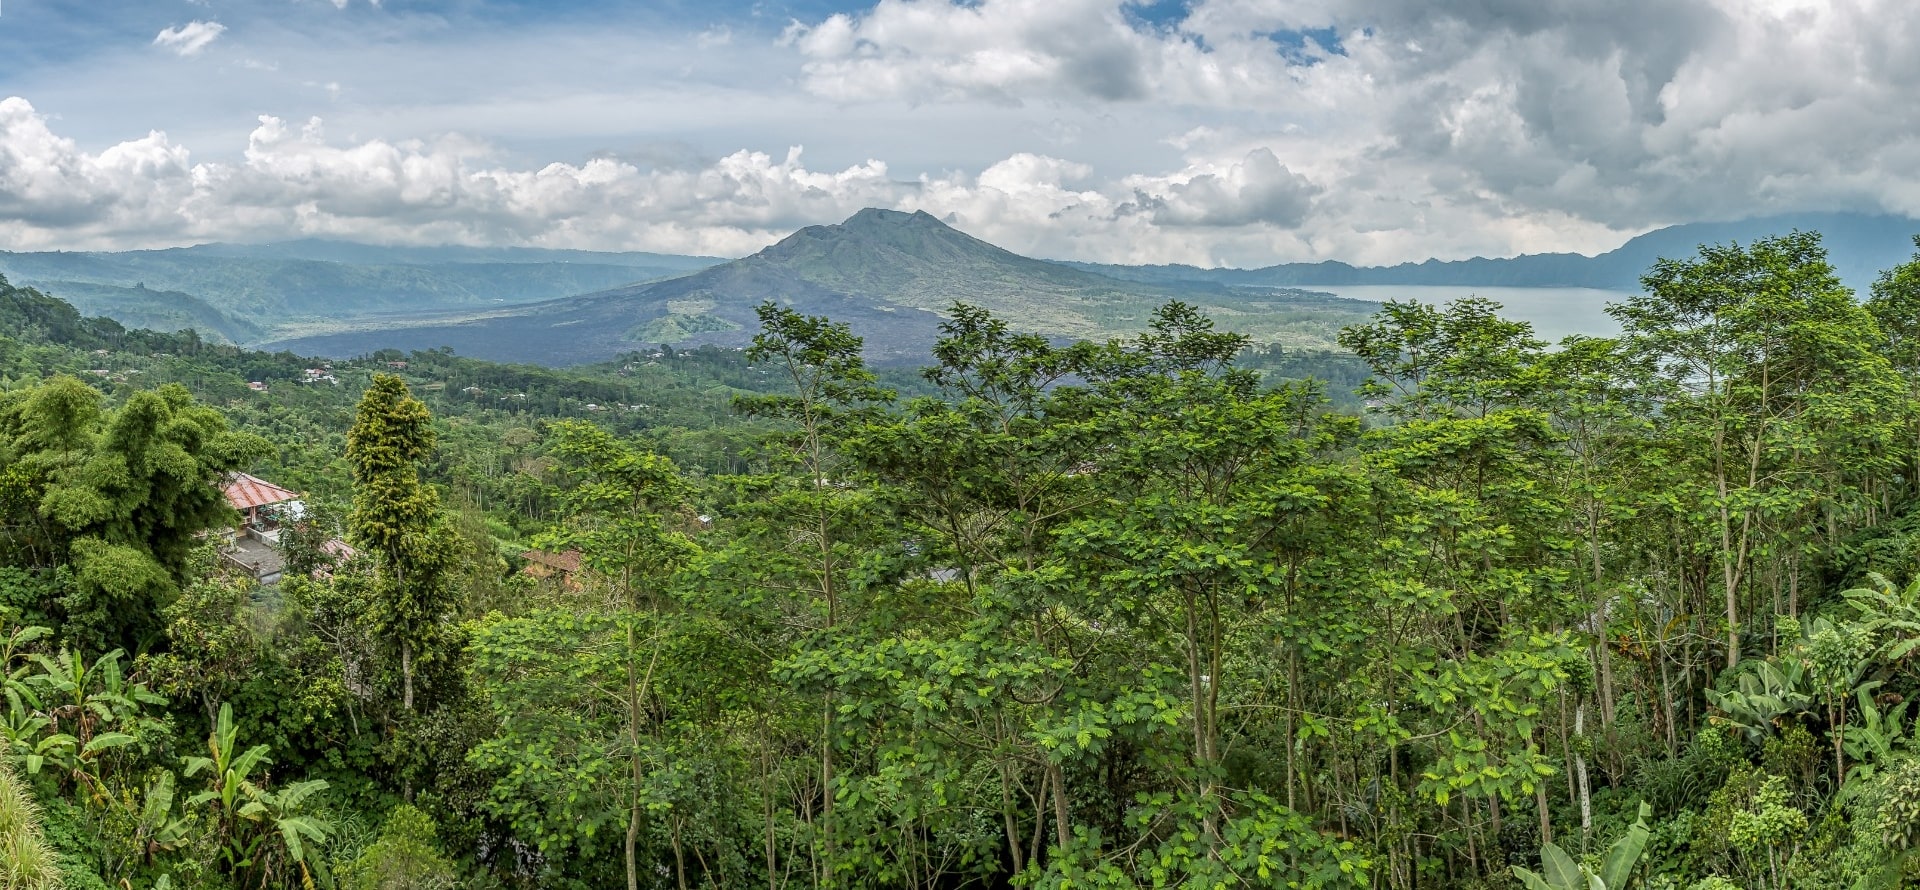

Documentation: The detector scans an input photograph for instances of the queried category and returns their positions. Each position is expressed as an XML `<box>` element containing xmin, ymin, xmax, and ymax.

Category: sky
<box><xmin>0</xmin><ymin>0</ymin><xmax>1915</xmax><ymax>266</ymax></box>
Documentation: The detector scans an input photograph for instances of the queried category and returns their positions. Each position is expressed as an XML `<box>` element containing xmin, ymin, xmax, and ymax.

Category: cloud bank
<box><xmin>7</xmin><ymin>0</ymin><xmax>1920</xmax><ymax>265</ymax></box>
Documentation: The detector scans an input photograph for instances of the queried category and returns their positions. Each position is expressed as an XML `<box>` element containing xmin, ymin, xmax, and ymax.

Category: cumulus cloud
<box><xmin>0</xmin><ymin>99</ymin><xmax>913</xmax><ymax>255</ymax></box>
<box><xmin>15</xmin><ymin>0</ymin><xmax>1920</xmax><ymax>267</ymax></box>
<box><xmin>0</xmin><ymin>98</ymin><xmax>194</xmax><ymax>236</ymax></box>
<box><xmin>1126</xmin><ymin>149</ymin><xmax>1319</xmax><ymax>228</ymax></box>
<box><xmin>781</xmin><ymin>0</ymin><xmax>1920</xmax><ymax>259</ymax></box>
<box><xmin>153</xmin><ymin>21</ymin><xmax>228</xmax><ymax>57</ymax></box>
<box><xmin>0</xmin><ymin>97</ymin><xmax>1344</xmax><ymax>262</ymax></box>
<box><xmin>786</xmin><ymin>0</ymin><xmax>1166</xmax><ymax>104</ymax></box>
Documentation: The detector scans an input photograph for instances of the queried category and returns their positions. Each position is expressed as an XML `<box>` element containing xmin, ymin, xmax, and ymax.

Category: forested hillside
<box><xmin>271</xmin><ymin>209</ymin><xmax>1374</xmax><ymax>367</ymax></box>
<box><xmin>3</xmin><ymin>230</ymin><xmax>1920</xmax><ymax>890</ymax></box>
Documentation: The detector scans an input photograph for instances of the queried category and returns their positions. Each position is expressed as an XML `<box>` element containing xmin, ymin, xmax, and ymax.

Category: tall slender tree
<box><xmin>346</xmin><ymin>374</ymin><xmax>453</xmax><ymax>713</ymax></box>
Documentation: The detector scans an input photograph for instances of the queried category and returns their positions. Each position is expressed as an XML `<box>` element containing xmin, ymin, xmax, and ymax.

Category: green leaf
<box><xmin>1598</xmin><ymin>802</ymin><xmax>1652</xmax><ymax>890</ymax></box>
<box><xmin>82</xmin><ymin>732</ymin><xmax>136</xmax><ymax>755</ymax></box>
<box><xmin>1541</xmin><ymin>843</ymin><xmax>1581</xmax><ymax>890</ymax></box>
<box><xmin>1511</xmin><ymin>866</ymin><xmax>1557</xmax><ymax>890</ymax></box>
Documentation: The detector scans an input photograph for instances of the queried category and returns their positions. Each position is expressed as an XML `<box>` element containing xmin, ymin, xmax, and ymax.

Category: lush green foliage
<box><xmin>2</xmin><ymin>232</ymin><xmax>1920</xmax><ymax>890</ymax></box>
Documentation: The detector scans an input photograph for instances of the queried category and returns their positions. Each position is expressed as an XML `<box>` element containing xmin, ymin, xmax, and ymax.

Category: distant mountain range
<box><xmin>4</xmin><ymin>209</ymin><xmax>1915</xmax><ymax>365</ymax></box>
<box><xmin>269</xmin><ymin>209</ymin><xmax>1369</xmax><ymax>365</ymax></box>
<box><xmin>175</xmin><ymin>239</ymin><xmax>720</xmax><ymax>270</ymax></box>
<box><xmin>0</xmin><ymin>243</ymin><xmax>724</xmax><ymax>344</ymax></box>
<box><xmin>1067</xmin><ymin>212</ymin><xmax>1920</xmax><ymax>294</ymax></box>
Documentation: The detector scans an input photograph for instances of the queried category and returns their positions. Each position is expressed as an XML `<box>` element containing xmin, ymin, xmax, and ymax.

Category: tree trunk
<box><xmin>673</xmin><ymin>820</ymin><xmax>690</xmax><ymax>890</ymax></box>
<box><xmin>626</xmin><ymin>615</ymin><xmax>662</xmax><ymax>890</ymax></box>
<box><xmin>1575</xmin><ymin>704</ymin><xmax>1592</xmax><ymax>845</ymax></box>
<box><xmin>1535</xmin><ymin>779</ymin><xmax>1551</xmax><ymax>848</ymax></box>
<box><xmin>999</xmin><ymin>761</ymin><xmax>1026</xmax><ymax>875</ymax></box>
<box><xmin>763</xmin><ymin>723</ymin><xmax>779</xmax><ymax>890</ymax></box>
<box><xmin>820</xmin><ymin>692</ymin><xmax>835</xmax><ymax>887</ymax></box>
<box><xmin>1047</xmin><ymin>760</ymin><xmax>1071</xmax><ymax>850</ymax></box>
<box><xmin>401</xmin><ymin>641</ymin><xmax>414</xmax><ymax>713</ymax></box>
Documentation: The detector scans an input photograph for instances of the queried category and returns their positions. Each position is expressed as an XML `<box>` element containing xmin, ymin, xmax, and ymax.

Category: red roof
<box><xmin>320</xmin><ymin>539</ymin><xmax>357</xmax><ymax>561</ymax></box>
<box><xmin>521</xmin><ymin>549</ymin><xmax>583</xmax><ymax>574</ymax></box>
<box><xmin>223</xmin><ymin>473</ymin><xmax>299</xmax><ymax>511</ymax></box>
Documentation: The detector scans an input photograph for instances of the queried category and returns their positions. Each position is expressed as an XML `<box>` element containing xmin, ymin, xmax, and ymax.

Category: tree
<box><xmin>1616</xmin><ymin>231</ymin><xmax>1903</xmax><ymax>668</ymax></box>
<box><xmin>340</xmin><ymin>804</ymin><xmax>458</xmax><ymax>890</ymax></box>
<box><xmin>729</xmin><ymin>301</ymin><xmax>895</xmax><ymax>884</ymax></box>
<box><xmin>1042</xmin><ymin>304</ymin><xmax>1372</xmax><ymax>880</ymax></box>
<box><xmin>347</xmin><ymin>374</ymin><xmax>455</xmax><ymax>713</ymax></box>
<box><xmin>1866</xmin><ymin>236</ymin><xmax>1920</xmax><ymax>500</ymax></box>
<box><xmin>541</xmin><ymin>419</ymin><xmax>698</xmax><ymax>890</ymax></box>
<box><xmin>0</xmin><ymin>378</ymin><xmax>269</xmax><ymax>651</ymax></box>
<box><xmin>840</xmin><ymin>302</ymin><xmax>1111</xmax><ymax>872</ymax></box>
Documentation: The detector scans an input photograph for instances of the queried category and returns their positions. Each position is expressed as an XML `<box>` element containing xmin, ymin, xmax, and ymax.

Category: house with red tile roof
<box><xmin>223</xmin><ymin>472</ymin><xmax>301</xmax><ymax>529</ymax></box>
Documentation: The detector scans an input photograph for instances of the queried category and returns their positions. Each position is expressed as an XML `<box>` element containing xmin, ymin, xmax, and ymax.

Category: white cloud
<box><xmin>779</xmin><ymin>0</ymin><xmax>1920</xmax><ymax>260</ymax></box>
<box><xmin>787</xmin><ymin>0</ymin><xmax>1170</xmax><ymax>104</ymax></box>
<box><xmin>1128</xmin><ymin>149</ymin><xmax>1319</xmax><ymax>228</ymax></box>
<box><xmin>0</xmin><ymin>97</ymin><xmax>1355</xmax><ymax>263</ymax></box>
<box><xmin>152</xmin><ymin>21</ymin><xmax>228</xmax><ymax>57</ymax></box>
<box><xmin>13</xmin><ymin>0</ymin><xmax>1920</xmax><ymax>267</ymax></box>
<box><xmin>0</xmin><ymin>99</ymin><xmax>915</xmax><ymax>255</ymax></box>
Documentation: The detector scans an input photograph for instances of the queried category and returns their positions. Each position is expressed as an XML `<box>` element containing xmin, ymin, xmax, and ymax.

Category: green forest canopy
<box><xmin>2</xmin><ymin>231</ymin><xmax>1920</xmax><ymax>889</ymax></box>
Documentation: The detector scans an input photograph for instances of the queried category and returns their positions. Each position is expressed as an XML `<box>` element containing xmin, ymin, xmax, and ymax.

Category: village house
<box><xmin>217</xmin><ymin>472</ymin><xmax>354</xmax><ymax>585</ymax></box>
<box><xmin>219</xmin><ymin>472</ymin><xmax>299</xmax><ymax>583</ymax></box>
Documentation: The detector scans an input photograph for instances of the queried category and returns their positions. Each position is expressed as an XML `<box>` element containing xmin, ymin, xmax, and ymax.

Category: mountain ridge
<box><xmin>170</xmin><ymin>238</ymin><xmax>723</xmax><ymax>270</ymax></box>
<box><xmin>268</xmin><ymin>208</ymin><xmax>1373</xmax><ymax>366</ymax></box>
<box><xmin>1067</xmin><ymin>212</ymin><xmax>1920</xmax><ymax>292</ymax></box>
<box><xmin>0</xmin><ymin>250</ymin><xmax>708</xmax><ymax>344</ymax></box>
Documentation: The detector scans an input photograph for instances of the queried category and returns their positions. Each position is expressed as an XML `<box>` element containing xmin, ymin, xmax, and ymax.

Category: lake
<box><xmin>1299</xmin><ymin>285</ymin><xmax>1633</xmax><ymax>343</ymax></box>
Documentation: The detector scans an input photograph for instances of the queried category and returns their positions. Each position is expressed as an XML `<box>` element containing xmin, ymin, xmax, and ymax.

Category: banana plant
<box><xmin>28</xmin><ymin>647</ymin><xmax>164</xmax><ymax>748</ymax></box>
<box><xmin>1512</xmin><ymin>802</ymin><xmax>1653</xmax><ymax>890</ymax></box>
<box><xmin>1706</xmin><ymin>659</ymin><xmax>1814</xmax><ymax>743</ymax></box>
<box><xmin>184</xmin><ymin>702</ymin><xmax>333</xmax><ymax>888</ymax></box>
<box><xmin>184</xmin><ymin>702</ymin><xmax>272</xmax><ymax>851</ymax></box>
<box><xmin>238</xmin><ymin>778</ymin><xmax>335</xmax><ymax>888</ymax></box>
<box><xmin>1843</xmin><ymin>686</ymin><xmax>1912</xmax><ymax>764</ymax></box>
<box><xmin>132</xmin><ymin>771</ymin><xmax>194</xmax><ymax>867</ymax></box>
<box><xmin>0</xmin><ymin>695</ymin><xmax>50</xmax><ymax>772</ymax></box>
<box><xmin>0</xmin><ymin>624</ymin><xmax>51</xmax><ymax>759</ymax></box>
<box><xmin>1843</xmin><ymin>571</ymin><xmax>1920</xmax><ymax>663</ymax></box>
<box><xmin>34</xmin><ymin>727</ymin><xmax>136</xmax><ymax>803</ymax></box>
<box><xmin>1837</xmin><ymin>688</ymin><xmax>1917</xmax><ymax>804</ymax></box>
<box><xmin>0</xmin><ymin>623</ymin><xmax>50</xmax><ymax>696</ymax></box>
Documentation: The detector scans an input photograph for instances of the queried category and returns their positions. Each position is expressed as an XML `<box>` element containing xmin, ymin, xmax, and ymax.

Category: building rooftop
<box><xmin>221</xmin><ymin>535</ymin><xmax>286</xmax><ymax>581</ymax></box>
<box><xmin>223</xmin><ymin>473</ymin><xmax>300</xmax><ymax>513</ymax></box>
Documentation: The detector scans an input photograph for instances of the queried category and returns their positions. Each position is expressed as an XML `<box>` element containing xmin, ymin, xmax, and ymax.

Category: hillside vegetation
<box><xmin>1</xmin><ymin>230</ymin><xmax>1920</xmax><ymax>890</ymax></box>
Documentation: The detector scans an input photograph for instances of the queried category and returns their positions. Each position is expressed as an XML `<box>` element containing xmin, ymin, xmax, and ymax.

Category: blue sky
<box><xmin>0</xmin><ymin>1</ymin><xmax>1913</xmax><ymax>265</ymax></box>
